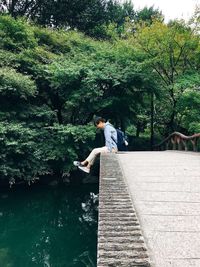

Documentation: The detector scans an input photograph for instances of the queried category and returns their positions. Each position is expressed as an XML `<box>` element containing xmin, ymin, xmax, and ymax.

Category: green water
<box><xmin>0</xmin><ymin>184</ymin><xmax>98</xmax><ymax>267</ymax></box>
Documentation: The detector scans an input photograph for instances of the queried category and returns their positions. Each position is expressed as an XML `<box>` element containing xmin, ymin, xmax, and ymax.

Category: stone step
<box><xmin>98</xmin><ymin>231</ymin><xmax>142</xmax><ymax>237</ymax></box>
<box><xmin>99</xmin><ymin>225</ymin><xmax>141</xmax><ymax>231</ymax></box>
<box><xmin>98</xmin><ymin>250</ymin><xmax>149</xmax><ymax>259</ymax></box>
<box><xmin>99</xmin><ymin>214</ymin><xmax>137</xmax><ymax>219</ymax></box>
<box><xmin>98</xmin><ymin>259</ymin><xmax>151</xmax><ymax>267</ymax></box>
<box><xmin>98</xmin><ymin>236</ymin><xmax>145</xmax><ymax>243</ymax></box>
<box><xmin>99</xmin><ymin>204</ymin><xmax>133</xmax><ymax>209</ymax></box>
<box><xmin>98</xmin><ymin>242</ymin><xmax>147</xmax><ymax>250</ymax></box>
<box><xmin>99</xmin><ymin>221</ymin><xmax>140</xmax><ymax>227</ymax></box>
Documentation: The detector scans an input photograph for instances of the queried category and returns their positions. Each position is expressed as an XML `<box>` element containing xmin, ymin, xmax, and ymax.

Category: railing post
<box><xmin>171</xmin><ymin>137</ymin><xmax>176</xmax><ymax>150</ymax></box>
<box><xmin>182</xmin><ymin>140</ymin><xmax>188</xmax><ymax>151</ymax></box>
<box><xmin>166</xmin><ymin>141</ymin><xmax>169</xmax><ymax>150</ymax></box>
<box><xmin>191</xmin><ymin>138</ymin><xmax>197</xmax><ymax>152</ymax></box>
<box><xmin>177</xmin><ymin>137</ymin><xmax>182</xmax><ymax>150</ymax></box>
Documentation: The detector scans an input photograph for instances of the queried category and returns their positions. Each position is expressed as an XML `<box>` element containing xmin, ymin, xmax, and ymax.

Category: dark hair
<box><xmin>94</xmin><ymin>117</ymin><xmax>106</xmax><ymax>126</ymax></box>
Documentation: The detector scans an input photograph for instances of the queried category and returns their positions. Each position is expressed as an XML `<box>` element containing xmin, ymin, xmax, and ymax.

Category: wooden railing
<box><xmin>154</xmin><ymin>132</ymin><xmax>200</xmax><ymax>152</ymax></box>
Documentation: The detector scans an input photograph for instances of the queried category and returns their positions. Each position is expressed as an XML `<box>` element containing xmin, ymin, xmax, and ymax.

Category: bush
<box><xmin>0</xmin><ymin>122</ymin><xmax>95</xmax><ymax>185</ymax></box>
<box><xmin>0</xmin><ymin>16</ymin><xmax>37</xmax><ymax>51</ymax></box>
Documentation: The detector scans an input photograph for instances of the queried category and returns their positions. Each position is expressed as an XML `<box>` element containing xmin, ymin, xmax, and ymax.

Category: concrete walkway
<box><xmin>118</xmin><ymin>151</ymin><xmax>200</xmax><ymax>267</ymax></box>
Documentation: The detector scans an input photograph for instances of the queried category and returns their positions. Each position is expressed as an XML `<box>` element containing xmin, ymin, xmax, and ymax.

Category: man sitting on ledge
<box><xmin>73</xmin><ymin>117</ymin><xmax>118</xmax><ymax>173</ymax></box>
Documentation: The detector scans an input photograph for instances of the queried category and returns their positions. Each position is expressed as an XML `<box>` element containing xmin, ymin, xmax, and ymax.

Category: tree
<box><xmin>135</xmin><ymin>6</ymin><xmax>163</xmax><ymax>24</ymax></box>
<box><xmin>0</xmin><ymin>0</ymin><xmax>135</xmax><ymax>37</ymax></box>
<box><xmin>127</xmin><ymin>18</ymin><xmax>200</xmax><ymax>136</ymax></box>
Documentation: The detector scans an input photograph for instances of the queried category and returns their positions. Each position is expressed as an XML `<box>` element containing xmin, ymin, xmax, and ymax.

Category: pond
<box><xmin>0</xmin><ymin>183</ymin><xmax>98</xmax><ymax>267</ymax></box>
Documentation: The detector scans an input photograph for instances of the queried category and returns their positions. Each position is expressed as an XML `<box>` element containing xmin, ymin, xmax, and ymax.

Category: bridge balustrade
<box><xmin>154</xmin><ymin>132</ymin><xmax>200</xmax><ymax>152</ymax></box>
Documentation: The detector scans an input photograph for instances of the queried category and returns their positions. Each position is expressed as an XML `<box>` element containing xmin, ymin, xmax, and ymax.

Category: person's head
<box><xmin>94</xmin><ymin>117</ymin><xmax>106</xmax><ymax>129</ymax></box>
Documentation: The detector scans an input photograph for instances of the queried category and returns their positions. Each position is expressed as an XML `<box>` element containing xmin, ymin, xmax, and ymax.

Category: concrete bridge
<box><xmin>97</xmin><ymin>151</ymin><xmax>200</xmax><ymax>267</ymax></box>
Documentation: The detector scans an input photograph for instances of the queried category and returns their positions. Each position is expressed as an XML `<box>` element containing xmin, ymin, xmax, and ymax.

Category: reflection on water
<box><xmin>0</xmin><ymin>184</ymin><xmax>98</xmax><ymax>267</ymax></box>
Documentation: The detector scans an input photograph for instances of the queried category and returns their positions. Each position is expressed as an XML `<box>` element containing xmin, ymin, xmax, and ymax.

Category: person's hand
<box><xmin>125</xmin><ymin>140</ymin><xmax>128</xmax><ymax>146</ymax></box>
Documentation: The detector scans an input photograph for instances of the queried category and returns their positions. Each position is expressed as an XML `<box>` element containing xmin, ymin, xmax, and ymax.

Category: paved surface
<box><xmin>118</xmin><ymin>151</ymin><xmax>200</xmax><ymax>267</ymax></box>
<box><xmin>97</xmin><ymin>153</ymin><xmax>151</xmax><ymax>267</ymax></box>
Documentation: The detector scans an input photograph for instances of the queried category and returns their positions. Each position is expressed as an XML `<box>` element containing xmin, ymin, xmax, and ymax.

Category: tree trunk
<box><xmin>56</xmin><ymin>108</ymin><xmax>63</xmax><ymax>124</ymax></box>
<box><xmin>150</xmin><ymin>92</ymin><xmax>154</xmax><ymax>150</ymax></box>
<box><xmin>136</xmin><ymin>122</ymin><xmax>141</xmax><ymax>138</ymax></box>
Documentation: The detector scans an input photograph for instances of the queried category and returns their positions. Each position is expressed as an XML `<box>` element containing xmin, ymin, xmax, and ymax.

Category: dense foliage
<box><xmin>0</xmin><ymin>9</ymin><xmax>199</xmax><ymax>184</ymax></box>
<box><xmin>0</xmin><ymin>0</ymin><xmax>163</xmax><ymax>38</ymax></box>
<box><xmin>126</xmin><ymin>17</ymin><xmax>200</xmax><ymax>136</ymax></box>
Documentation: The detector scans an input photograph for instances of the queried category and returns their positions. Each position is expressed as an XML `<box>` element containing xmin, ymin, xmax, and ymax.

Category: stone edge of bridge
<box><xmin>97</xmin><ymin>153</ymin><xmax>152</xmax><ymax>267</ymax></box>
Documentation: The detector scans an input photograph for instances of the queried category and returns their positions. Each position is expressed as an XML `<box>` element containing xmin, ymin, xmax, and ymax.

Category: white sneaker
<box><xmin>73</xmin><ymin>161</ymin><xmax>81</xmax><ymax>167</ymax></box>
<box><xmin>78</xmin><ymin>166</ymin><xmax>90</xmax><ymax>173</ymax></box>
